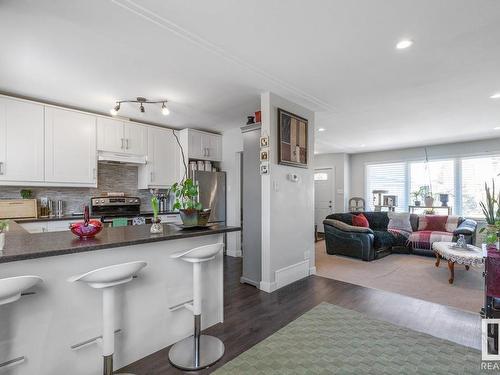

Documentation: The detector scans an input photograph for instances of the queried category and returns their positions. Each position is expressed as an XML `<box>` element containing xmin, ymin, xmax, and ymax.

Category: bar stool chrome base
<box><xmin>169</xmin><ymin>335</ymin><xmax>225</xmax><ymax>371</ymax></box>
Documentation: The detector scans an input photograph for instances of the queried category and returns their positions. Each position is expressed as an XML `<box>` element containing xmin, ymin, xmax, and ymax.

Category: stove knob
<box><xmin>101</xmin><ymin>199</ymin><xmax>105</xmax><ymax>203</ymax></box>
<box><xmin>135</xmin><ymin>199</ymin><xmax>139</xmax><ymax>203</ymax></box>
<box><xmin>129</xmin><ymin>199</ymin><xmax>133</xmax><ymax>203</ymax></box>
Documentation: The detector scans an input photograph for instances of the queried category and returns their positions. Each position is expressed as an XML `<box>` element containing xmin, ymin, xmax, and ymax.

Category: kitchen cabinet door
<box><xmin>188</xmin><ymin>130</ymin><xmax>205</xmax><ymax>160</ymax></box>
<box><xmin>97</xmin><ymin>117</ymin><xmax>124</xmax><ymax>153</ymax></box>
<box><xmin>139</xmin><ymin>127</ymin><xmax>180</xmax><ymax>188</ymax></box>
<box><xmin>124</xmin><ymin>122</ymin><xmax>147</xmax><ymax>156</ymax></box>
<box><xmin>45</xmin><ymin>107</ymin><xmax>97</xmax><ymax>186</ymax></box>
<box><xmin>204</xmin><ymin>133</ymin><xmax>222</xmax><ymax>161</ymax></box>
<box><xmin>0</xmin><ymin>97</ymin><xmax>44</xmax><ymax>182</ymax></box>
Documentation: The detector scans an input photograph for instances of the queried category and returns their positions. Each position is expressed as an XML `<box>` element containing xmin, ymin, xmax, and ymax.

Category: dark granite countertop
<box><xmin>13</xmin><ymin>211</ymin><xmax>180</xmax><ymax>223</ymax></box>
<box><xmin>0</xmin><ymin>221</ymin><xmax>240</xmax><ymax>263</ymax></box>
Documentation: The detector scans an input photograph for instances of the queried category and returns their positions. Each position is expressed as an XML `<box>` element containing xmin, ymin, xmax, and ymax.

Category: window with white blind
<box><xmin>365</xmin><ymin>155</ymin><xmax>500</xmax><ymax>217</ymax></box>
<box><xmin>462</xmin><ymin>156</ymin><xmax>500</xmax><ymax>217</ymax></box>
<box><xmin>409</xmin><ymin>159</ymin><xmax>455</xmax><ymax>208</ymax></box>
<box><xmin>365</xmin><ymin>163</ymin><xmax>407</xmax><ymax>212</ymax></box>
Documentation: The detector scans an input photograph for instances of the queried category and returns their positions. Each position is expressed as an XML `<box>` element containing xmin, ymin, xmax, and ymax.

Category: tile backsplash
<box><xmin>0</xmin><ymin>163</ymin><xmax>167</xmax><ymax>215</ymax></box>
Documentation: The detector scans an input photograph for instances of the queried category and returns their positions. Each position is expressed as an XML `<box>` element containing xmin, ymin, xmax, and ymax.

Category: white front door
<box><xmin>314</xmin><ymin>168</ymin><xmax>334</xmax><ymax>232</ymax></box>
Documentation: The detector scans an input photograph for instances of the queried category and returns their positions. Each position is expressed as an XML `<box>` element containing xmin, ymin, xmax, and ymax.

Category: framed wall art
<box><xmin>277</xmin><ymin>108</ymin><xmax>308</xmax><ymax>168</ymax></box>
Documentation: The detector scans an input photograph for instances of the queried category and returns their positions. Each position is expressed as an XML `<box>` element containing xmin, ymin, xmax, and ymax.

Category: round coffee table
<box><xmin>432</xmin><ymin>241</ymin><xmax>484</xmax><ymax>284</ymax></box>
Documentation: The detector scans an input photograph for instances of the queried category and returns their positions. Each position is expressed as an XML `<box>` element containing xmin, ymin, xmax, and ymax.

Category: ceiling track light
<box><xmin>110</xmin><ymin>97</ymin><xmax>170</xmax><ymax>116</ymax></box>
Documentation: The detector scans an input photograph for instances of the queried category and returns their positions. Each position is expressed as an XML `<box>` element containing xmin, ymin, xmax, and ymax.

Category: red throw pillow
<box><xmin>418</xmin><ymin>215</ymin><xmax>448</xmax><ymax>232</ymax></box>
<box><xmin>352</xmin><ymin>213</ymin><xmax>370</xmax><ymax>228</ymax></box>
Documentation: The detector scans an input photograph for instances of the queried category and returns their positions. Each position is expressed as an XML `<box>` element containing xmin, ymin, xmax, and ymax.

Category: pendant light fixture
<box><xmin>110</xmin><ymin>97</ymin><xmax>170</xmax><ymax>116</ymax></box>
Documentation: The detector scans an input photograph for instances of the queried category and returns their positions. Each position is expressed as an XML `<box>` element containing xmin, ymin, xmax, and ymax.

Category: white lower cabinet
<box><xmin>139</xmin><ymin>127</ymin><xmax>181</xmax><ymax>189</ymax></box>
<box><xmin>44</xmin><ymin>108</ymin><xmax>97</xmax><ymax>186</ymax></box>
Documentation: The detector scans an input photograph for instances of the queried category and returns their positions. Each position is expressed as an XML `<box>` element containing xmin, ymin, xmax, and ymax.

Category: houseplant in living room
<box><xmin>479</xmin><ymin>179</ymin><xmax>500</xmax><ymax>250</ymax></box>
<box><xmin>411</xmin><ymin>186</ymin><xmax>425</xmax><ymax>206</ymax></box>
<box><xmin>171</xmin><ymin>178</ymin><xmax>211</xmax><ymax>227</ymax></box>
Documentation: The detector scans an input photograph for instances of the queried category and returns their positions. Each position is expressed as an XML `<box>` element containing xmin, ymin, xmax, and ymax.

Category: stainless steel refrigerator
<box><xmin>193</xmin><ymin>170</ymin><xmax>226</xmax><ymax>224</ymax></box>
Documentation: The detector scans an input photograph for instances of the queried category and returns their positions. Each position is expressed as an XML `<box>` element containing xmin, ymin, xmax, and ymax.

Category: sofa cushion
<box><xmin>373</xmin><ymin>230</ymin><xmax>407</xmax><ymax>249</ymax></box>
<box><xmin>361</xmin><ymin>212</ymin><xmax>389</xmax><ymax>231</ymax></box>
<box><xmin>387</xmin><ymin>212</ymin><xmax>413</xmax><ymax>238</ymax></box>
<box><xmin>417</xmin><ymin>215</ymin><xmax>447</xmax><ymax>231</ymax></box>
<box><xmin>408</xmin><ymin>230</ymin><xmax>454</xmax><ymax>250</ymax></box>
<box><xmin>352</xmin><ymin>213</ymin><xmax>370</xmax><ymax>228</ymax></box>
<box><xmin>325</xmin><ymin>213</ymin><xmax>354</xmax><ymax>226</ymax></box>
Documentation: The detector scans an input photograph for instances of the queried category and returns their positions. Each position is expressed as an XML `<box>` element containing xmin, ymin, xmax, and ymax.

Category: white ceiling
<box><xmin>1</xmin><ymin>0</ymin><xmax>500</xmax><ymax>153</ymax></box>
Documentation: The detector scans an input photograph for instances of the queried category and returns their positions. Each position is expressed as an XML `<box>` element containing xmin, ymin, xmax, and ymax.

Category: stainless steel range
<box><xmin>90</xmin><ymin>196</ymin><xmax>149</xmax><ymax>226</ymax></box>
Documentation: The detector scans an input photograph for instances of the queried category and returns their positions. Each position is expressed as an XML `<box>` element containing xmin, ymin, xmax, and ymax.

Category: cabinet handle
<box><xmin>0</xmin><ymin>162</ymin><xmax>3</xmax><ymax>175</ymax></box>
<box><xmin>206</xmin><ymin>148</ymin><xmax>210</xmax><ymax>157</ymax></box>
<box><xmin>121</xmin><ymin>138</ymin><xmax>124</xmax><ymax>149</ymax></box>
<box><xmin>150</xmin><ymin>171</ymin><xmax>154</xmax><ymax>182</ymax></box>
<box><xmin>126</xmin><ymin>139</ymin><xmax>129</xmax><ymax>150</ymax></box>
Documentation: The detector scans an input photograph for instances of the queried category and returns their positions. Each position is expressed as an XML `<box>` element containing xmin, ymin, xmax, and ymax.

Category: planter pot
<box><xmin>414</xmin><ymin>201</ymin><xmax>421</xmax><ymax>207</ymax></box>
<box><xmin>424</xmin><ymin>196</ymin><xmax>434</xmax><ymax>207</ymax></box>
<box><xmin>439</xmin><ymin>194</ymin><xmax>449</xmax><ymax>207</ymax></box>
<box><xmin>179</xmin><ymin>209</ymin><xmax>211</xmax><ymax>226</ymax></box>
<box><xmin>0</xmin><ymin>232</ymin><xmax>4</xmax><ymax>251</ymax></box>
<box><xmin>150</xmin><ymin>220</ymin><xmax>163</xmax><ymax>234</ymax></box>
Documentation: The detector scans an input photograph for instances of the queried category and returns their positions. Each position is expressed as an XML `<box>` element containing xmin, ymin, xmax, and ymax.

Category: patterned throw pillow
<box><xmin>387</xmin><ymin>212</ymin><xmax>413</xmax><ymax>238</ymax></box>
<box><xmin>352</xmin><ymin>213</ymin><xmax>369</xmax><ymax>228</ymax></box>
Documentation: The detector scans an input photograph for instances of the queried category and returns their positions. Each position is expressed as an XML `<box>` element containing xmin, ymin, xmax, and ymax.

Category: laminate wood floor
<box><xmin>119</xmin><ymin>256</ymin><xmax>482</xmax><ymax>374</ymax></box>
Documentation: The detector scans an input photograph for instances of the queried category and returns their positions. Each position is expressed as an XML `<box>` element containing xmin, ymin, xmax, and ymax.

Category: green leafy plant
<box><xmin>20</xmin><ymin>189</ymin><xmax>32</xmax><ymax>199</ymax></box>
<box><xmin>480</xmin><ymin>180</ymin><xmax>500</xmax><ymax>225</ymax></box>
<box><xmin>151</xmin><ymin>196</ymin><xmax>160</xmax><ymax>222</ymax></box>
<box><xmin>411</xmin><ymin>186</ymin><xmax>425</xmax><ymax>201</ymax></box>
<box><xmin>0</xmin><ymin>220</ymin><xmax>9</xmax><ymax>233</ymax></box>
<box><xmin>171</xmin><ymin>178</ymin><xmax>202</xmax><ymax>211</ymax></box>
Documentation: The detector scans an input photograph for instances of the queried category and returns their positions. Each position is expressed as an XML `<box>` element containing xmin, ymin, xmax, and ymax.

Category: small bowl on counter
<box><xmin>69</xmin><ymin>205</ymin><xmax>103</xmax><ymax>240</ymax></box>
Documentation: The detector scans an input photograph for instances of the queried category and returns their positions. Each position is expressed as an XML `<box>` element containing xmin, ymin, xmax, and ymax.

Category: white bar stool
<box><xmin>0</xmin><ymin>275</ymin><xmax>43</xmax><ymax>369</ymax></box>
<box><xmin>168</xmin><ymin>243</ymin><xmax>224</xmax><ymax>371</ymax></box>
<box><xmin>68</xmin><ymin>261</ymin><xmax>147</xmax><ymax>375</ymax></box>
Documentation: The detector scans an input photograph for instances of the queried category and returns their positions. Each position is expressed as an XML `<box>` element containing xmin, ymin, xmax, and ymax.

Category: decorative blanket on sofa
<box><xmin>408</xmin><ymin>215</ymin><xmax>459</xmax><ymax>249</ymax></box>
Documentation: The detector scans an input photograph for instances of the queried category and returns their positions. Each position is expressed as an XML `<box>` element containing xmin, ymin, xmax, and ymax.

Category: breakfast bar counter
<box><xmin>1</xmin><ymin>220</ymin><xmax>240</xmax><ymax>262</ymax></box>
<box><xmin>0</xmin><ymin>221</ymin><xmax>240</xmax><ymax>375</ymax></box>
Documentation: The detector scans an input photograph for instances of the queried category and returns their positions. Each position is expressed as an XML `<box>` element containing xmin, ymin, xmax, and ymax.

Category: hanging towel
<box><xmin>112</xmin><ymin>217</ymin><xmax>129</xmax><ymax>227</ymax></box>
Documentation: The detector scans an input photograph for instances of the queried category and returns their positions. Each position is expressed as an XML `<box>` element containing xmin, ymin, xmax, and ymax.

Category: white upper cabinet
<box><xmin>124</xmin><ymin>122</ymin><xmax>147</xmax><ymax>156</ymax></box>
<box><xmin>0</xmin><ymin>97</ymin><xmax>44</xmax><ymax>183</ymax></box>
<box><xmin>138</xmin><ymin>127</ymin><xmax>180</xmax><ymax>189</ymax></box>
<box><xmin>181</xmin><ymin>129</ymin><xmax>222</xmax><ymax>162</ymax></box>
<box><xmin>97</xmin><ymin>118</ymin><xmax>147</xmax><ymax>156</ymax></box>
<box><xmin>44</xmin><ymin>107</ymin><xmax>97</xmax><ymax>186</ymax></box>
<box><xmin>97</xmin><ymin>117</ymin><xmax>123</xmax><ymax>153</ymax></box>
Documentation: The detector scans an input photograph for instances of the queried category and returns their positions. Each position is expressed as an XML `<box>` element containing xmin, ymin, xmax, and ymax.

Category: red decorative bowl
<box><xmin>70</xmin><ymin>220</ymin><xmax>103</xmax><ymax>239</ymax></box>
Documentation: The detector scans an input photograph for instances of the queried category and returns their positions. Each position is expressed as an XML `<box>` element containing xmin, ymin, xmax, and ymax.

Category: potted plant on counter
<box><xmin>171</xmin><ymin>178</ymin><xmax>211</xmax><ymax>227</ymax></box>
<box><xmin>0</xmin><ymin>220</ymin><xmax>9</xmax><ymax>251</ymax></box>
<box><xmin>150</xmin><ymin>196</ymin><xmax>163</xmax><ymax>234</ymax></box>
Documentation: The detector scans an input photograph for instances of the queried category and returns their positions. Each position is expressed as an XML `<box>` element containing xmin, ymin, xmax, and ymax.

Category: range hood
<box><xmin>98</xmin><ymin>151</ymin><xmax>147</xmax><ymax>165</ymax></box>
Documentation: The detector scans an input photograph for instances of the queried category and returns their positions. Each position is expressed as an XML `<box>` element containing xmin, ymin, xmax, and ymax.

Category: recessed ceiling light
<box><xmin>490</xmin><ymin>93</ymin><xmax>500</xmax><ymax>99</ymax></box>
<box><xmin>494</xmin><ymin>126</ymin><xmax>500</xmax><ymax>130</ymax></box>
<box><xmin>396</xmin><ymin>39</ymin><xmax>413</xmax><ymax>50</ymax></box>
<box><xmin>318</xmin><ymin>128</ymin><xmax>326</xmax><ymax>132</ymax></box>
<box><xmin>360</xmin><ymin>144</ymin><xmax>366</xmax><ymax>147</ymax></box>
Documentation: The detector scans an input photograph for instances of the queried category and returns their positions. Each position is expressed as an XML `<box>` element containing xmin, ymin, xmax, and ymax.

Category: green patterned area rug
<box><xmin>215</xmin><ymin>302</ymin><xmax>481</xmax><ymax>374</ymax></box>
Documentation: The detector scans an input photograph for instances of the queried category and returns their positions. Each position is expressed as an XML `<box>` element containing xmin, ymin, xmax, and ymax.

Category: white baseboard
<box><xmin>275</xmin><ymin>260</ymin><xmax>310</xmax><ymax>289</ymax></box>
<box><xmin>226</xmin><ymin>249</ymin><xmax>242</xmax><ymax>257</ymax></box>
<box><xmin>259</xmin><ymin>280</ymin><xmax>277</xmax><ymax>293</ymax></box>
<box><xmin>309</xmin><ymin>266</ymin><xmax>317</xmax><ymax>275</ymax></box>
